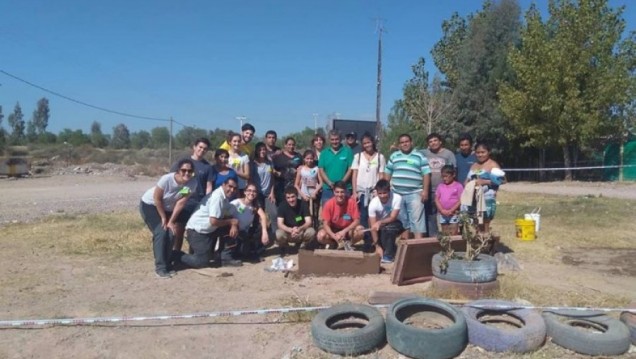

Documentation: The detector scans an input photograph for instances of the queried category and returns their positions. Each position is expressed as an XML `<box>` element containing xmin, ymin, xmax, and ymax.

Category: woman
<box><xmin>227</xmin><ymin>131</ymin><xmax>250</xmax><ymax>196</ymax></box>
<box><xmin>466</xmin><ymin>141</ymin><xmax>502</xmax><ymax>233</ymax></box>
<box><xmin>351</xmin><ymin>133</ymin><xmax>386</xmax><ymax>233</ymax></box>
<box><xmin>212</xmin><ymin>149</ymin><xmax>239</xmax><ymax>192</ymax></box>
<box><xmin>295</xmin><ymin>150</ymin><xmax>322</xmax><ymax>227</ymax></box>
<box><xmin>311</xmin><ymin>134</ymin><xmax>326</xmax><ymax>164</ymax></box>
<box><xmin>272</xmin><ymin>137</ymin><xmax>302</xmax><ymax>205</ymax></box>
<box><xmin>250</xmin><ymin>142</ymin><xmax>275</xmax><ymax>209</ymax></box>
<box><xmin>140</xmin><ymin>158</ymin><xmax>197</xmax><ymax>278</ymax></box>
<box><xmin>229</xmin><ymin>183</ymin><xmax>270</xmax><ymax>261</ymax></box>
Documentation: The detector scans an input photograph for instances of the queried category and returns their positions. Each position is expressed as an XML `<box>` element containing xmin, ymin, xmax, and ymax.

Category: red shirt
<box><xmin>322</xmin><ymin>196</ymin><xmax>359</xmax><ymax>230</ymax></box>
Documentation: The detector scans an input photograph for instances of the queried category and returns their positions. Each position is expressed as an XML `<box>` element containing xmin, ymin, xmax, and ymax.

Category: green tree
<box><xmin>32</xmin><ymin>98</ymin><xmax>50</xmax><ymax>135</ymax></box>
<box><xmin>209</xmin><ymin>128</ymin><xmax>229</xmax><ymax>149</ymax></box>
<box><xmin>111</xmin><ymin>123</ymin><xmax>131</xmax><ymax>149</ymax></box>
<box><xmin>90</xmin><ymin>121</ymin><xmax>109</xmax><ymax>148</ymax></box>
<box><xmin>381</xmin><ymin>100</ymin><xmax>429</xmax><ymax>154</ymax></box>
<box><xmin>499</xmin><ymin>0</ymin><xmax>635</xmax><ymax>180</ymax></box>
<box><xmin>0</xmin><ymin>106</ymin><xmax>5</xmax><ymax>152</ymax></box>
<box><xmin>7</xmin><ymin>102</ymin><xmax>25</xmax><ymax>145</ymax></box>
<box><xmin>131</xmin><ymin>130</ymin><xmax>151</xmax><ymax>149</ymax></box>
<box><xmin>150</xmin><ymin>126</ymin><xmax>170</xmax><ymax>149</ymax></box>
<box><xmin>57</xmin><ymin>128</ymin><xmax>90</xmax><ymax>146</ymax></box>
<box><xmin>175</xmin><ymin>126</ymin><xmax>210</xmax><ymax>149</ymax></box>
<box><xmin>26</xmin><ymin>120</ymin><xmax>37</xmax><ymax>143</ymax></box>
<box><xmin>282</xmin><ymin>127</ymin><xmax>326</xmax><ymax>150</ymax></box>
<box><xmin>432</xmin><ymin>12</ymin><xmax>469</xmax><ymax>88</ymax></box>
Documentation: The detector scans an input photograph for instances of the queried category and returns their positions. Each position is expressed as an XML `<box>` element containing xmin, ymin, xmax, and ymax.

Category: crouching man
<box><xmin>180</xmin><ymin>178</ymin><xmax>242</xmax><ymax>268</ymax></box>
<box><xmin>368</xmin><ymin>179</ymin><xmax>404</xmax><ymax>263</ymax></box>
<box><xmin>275</xmin><ymin>186</ymin><xmax>316</xmax><ymax>255</ymax></box>
<box><xmin>317</xmin><ymin>181</ymin><xmax>364</xmax><ymax>249</ymax></box>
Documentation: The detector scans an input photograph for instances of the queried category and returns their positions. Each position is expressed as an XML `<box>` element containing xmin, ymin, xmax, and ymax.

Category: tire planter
<box><xmin>619</xmin><ymin>301</ymin><xmax>636</xmax><ymax>345</ymax></box>
<box><xmin>542</xmin><ymin>311</ymin><xmax>631</xmax><ymax>356</ymax></box>
<box><xmin>431</xmin><ymin>277</ymin><xmax>499</xmax><ymax>300</ymax></box>
<box><xmin>386</xmin><ymin>296</ymin><xmax>467</xmax><ymax>359</ymax></box>
<box><xmin>432</xmin><ymin>252</ymin><xmax>497</xmax><ymax>283</ymax></box>
<box><xmin>462</xmin><ymin>299</ymin><xmax>546</xmax><ymax>353</ymax></box>
<box><xmin>310</xmin><ymin>303</ymin><xmax>385</xmax><ymax>355</ymax></box>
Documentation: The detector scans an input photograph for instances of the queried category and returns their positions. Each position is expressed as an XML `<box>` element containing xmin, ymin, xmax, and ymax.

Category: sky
<box><xmin>1</xmin><ymin>0</ymin><xmax>635</xmax><ymax>138</ymax></box>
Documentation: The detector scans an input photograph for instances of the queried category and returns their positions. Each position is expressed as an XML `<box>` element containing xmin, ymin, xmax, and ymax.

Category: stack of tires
<box><xmin>431</xmin><ymin>252</ymin><xmax>499</xmax><ymax>299</ymax></box>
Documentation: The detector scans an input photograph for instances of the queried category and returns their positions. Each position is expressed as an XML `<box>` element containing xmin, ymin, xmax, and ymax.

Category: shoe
<box><xmin>168</xmin><ymin>269</ymin><xmax>177</xmax><ymax>276</ymax></box>
<box><xmin>381</xmin><ymin>255</ymin><xmax>394</xmax><ymax>264</ymax></box>
<box><xmin>221</xmin><ymin>258</ymin><xmax>243</xmax><ymax>267</ymax></box>
<box><xmin>343</xmin><ymin>241</ymin><xmax>353</xmax><ymax>252</ymax></box>
<box><xmin>155</xmin><ymin>270</ymin><xmax>172</xmax><ymax>278</ymax></box>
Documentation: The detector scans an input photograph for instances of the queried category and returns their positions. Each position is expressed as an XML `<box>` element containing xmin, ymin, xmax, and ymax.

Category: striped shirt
<box><xmin>385</xmin><ymin>150</ymin><xmax>431</xmax><ymax>195</ymax></box>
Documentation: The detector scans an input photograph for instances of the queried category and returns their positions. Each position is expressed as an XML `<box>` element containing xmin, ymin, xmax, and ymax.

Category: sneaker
<box><xmin>155</xmin><ymin>270</ymin><xmax>172</xmax><ymax>278</ymax></box>
<box><xmin>343</xmin><ymin>241</ymin><xmax>353</xmax><ymax>252</ymax></box>
<box><xmin>381</xmin><ymin>255</ymin><xmax>394</xmax><ymax>264</ymax></box>
<box><xmin>167</xmin><ymin>269</ymin><xmax>177</xmax><ymax>276</ymax></box>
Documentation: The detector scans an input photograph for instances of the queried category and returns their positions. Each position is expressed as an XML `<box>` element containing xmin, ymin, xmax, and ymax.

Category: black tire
<box><xmin>431</xmin><ymin>277</ymin><xmax>499</xmax><ymax>299</ymax></box>
<box><xmin>432</xmin><ymin>252</ymin><xmax>497</xmax><ymax>283</ymax></box>
<box><xmin>310</xmin><ymin>303</ymin><xmax>385</xmax><ymax>355</ymax></box>
<box><xmin>386</xmin><ymin>297</ymin><xmax>467</xmax><ymax>359</ymax></box>
<box><xmin>620</xmin><ymin>301</ymin><xmax>636</xmax><ymax>345</ymax></box>
<box><xmin>542</xmin><ymin>311</ymin><xmax>631</xmax><ymax>356</ymax></box>
<box><xmin>462</xmin><ymin>299</ymin><xmax>546</xmax><ymax>353</ymax></box>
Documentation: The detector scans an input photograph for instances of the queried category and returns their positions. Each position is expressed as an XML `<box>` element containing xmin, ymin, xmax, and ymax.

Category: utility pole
<box><xmin>375</xmin><ymin>18</ymin><xmax>385</xmax><ymax>142</ymax></box>
<box><xmin>313</xmin><ymin>113</ymin><xmax>318</xmax><ymax>134</ymax></box>
<box><xmin>169</xmin><ymin>116</ymin><xmax>173</xmax><ymax>166</ymax></box>
<box><xmin>235</xmin><ymin>116</ymin><xmax>246</xmax><ymax>131</ymax></box>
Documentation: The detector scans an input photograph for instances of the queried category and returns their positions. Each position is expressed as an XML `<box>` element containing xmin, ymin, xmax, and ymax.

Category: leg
<box><xmin>397</xmin><ymin>195</ymin><xmax>411</xmax><ymax>240</ymax></box>
<box><xmin>379</xmin><ymin>220</ymin><xmax>403</xmax><ymax>258</ymax></box>
<box><xmin>300</xmin><ymin>227</ymin><xmax>316</xmax><ymax>245</ymax></box>
<box><xmin>426</xmin><ymin>198</ymin><xmax>439</xmax><ymax>237</ymax></box>
<box><xmin>180</xmin><ymin>229</ymin><xmax>213</xmax><ymax>268</ymax></box>
<box><xmin>316</xmin><ymin>228</ymin><xmax>337</xmax><ymax>247</ymax></box>
<box><xmin>406</xmin><ymin>192</ymin><xmax>427</xmax><ymax>238</ymax></box>
<box><xmin>349</xmin><ymin>225</ymin><xmax>365</xmax><ymax>245</ymax></box>
<box><xmin>140</xmin><ymin>202</ymin><xmax>173</xmax><ymax>274</ymax></box>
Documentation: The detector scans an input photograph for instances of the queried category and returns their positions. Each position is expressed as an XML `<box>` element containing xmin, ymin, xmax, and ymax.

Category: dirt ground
<box><xmin>0</xmin><ymin>174</ymin><xmax>634</xmax><ymax>358</ymax></box>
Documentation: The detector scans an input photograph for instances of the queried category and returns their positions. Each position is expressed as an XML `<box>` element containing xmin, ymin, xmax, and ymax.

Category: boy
<box><xmin>435</xmin><ymin>165</ymin><xmax>464</xmax><ymax>235</ymax></box>
<box><xmin>368</xmin><ymin>179</ymin><xmax>404</xmax><ymax>263</ymax></box>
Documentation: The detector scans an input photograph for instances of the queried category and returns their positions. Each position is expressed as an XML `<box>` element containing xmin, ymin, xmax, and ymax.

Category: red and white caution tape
<box><xmin>502</xmin><ymin>164</ymin><xmax>636</xmax><ymax>172</ymax></box>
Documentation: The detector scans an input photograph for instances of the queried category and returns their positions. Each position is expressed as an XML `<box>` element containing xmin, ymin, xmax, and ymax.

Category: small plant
<box><xmin>437</xmin><ymin>211</ymin><xmax>493</xmax><ymax>272</ymax></box>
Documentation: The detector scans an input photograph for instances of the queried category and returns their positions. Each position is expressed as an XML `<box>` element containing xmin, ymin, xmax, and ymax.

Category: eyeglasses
<box><xmin>180</xmin><ymin>169</ymin><xmax>194</xmax><ymax>175</ymax></box>
<box><xmin>244</xmin><ymin>189</ymin><xmax>257</xmax><ymax>193</ymax></box>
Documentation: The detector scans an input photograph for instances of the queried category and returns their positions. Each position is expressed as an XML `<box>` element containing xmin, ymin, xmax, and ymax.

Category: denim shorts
<box><xmin>438</xmin><ymin>213</ymin><xmax>459</xmax><ymax>224</ymax></box>
<box><xmin>397</xmin><ymin>191</ymin><xmax>427</xmax><ymax>234</ymax></box>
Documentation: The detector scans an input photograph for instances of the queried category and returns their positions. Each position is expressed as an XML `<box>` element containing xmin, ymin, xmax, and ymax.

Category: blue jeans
<box><xmin>398</xmin><ymin>191</ymin><xmax>427</xmax><ymax>236</ymax></box>
<box><xmin>139</xmin><ymin>202</ymin><xmax>174</xmax><ymax>272</ymax></box>
<box><xmin>357</xmin><ymin>193</ymin><xmax>371</xmax><ymax>243</ymax></box>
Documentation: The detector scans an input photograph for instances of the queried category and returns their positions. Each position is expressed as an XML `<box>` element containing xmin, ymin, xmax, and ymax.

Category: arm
<box><xmin>294</xmin><ymin>168</ymin><xmax>307</xmax><ymax>200</ymax></box>
<box><xmin>256</xmin><ymin>207</ymin><xmax>269</xmax><ymax>245</ymax></box>
<box><xmin>209</xmin><ymin>216</ymin><xmax>238</xmax><ymax>229</ymax></box>
<box><xmin>206</xmin><ymin>181</ymin><xmax>213</xmax><ymax>195</ymax></box>
<box><xmin>341</xmin><ymin>168</ymin><xmax>353</xmax><ymax>184</ymax></box>
<box><xmin>237</xmin><ymin>158</ymin><xmax>250</xmax><ymax>180</ymax></box>
<box><xmin>421</xmin><ymin>174</ymin><xmax>430</xmax><ymax>202</ymax></box>
<box><xmin>277</xmin><ymin>217</ymin><xmax>293</xmax><ymax>234</ymax></box>
<box><xmin>319</xmin><ymin>168</ymin><xmax>333</xmax><ymax>189</ymax></box>
<box><xmin>435</xmin><ymin>191</ymin><xmax>447</xmax><ymax>216</ymax></box>
<box><xmin>167</xmin><ymin>195</ymin><xmax>189</xmax><ymax>232</ymax></box>
<box><xmin>299</xmin><ymin>216</ymin><xmax>313</xmax><ymax>231</ymax></box>
<box><xmin>351</xmin><ymin>169</ymin><xmax>359</xmax><ymax>200</ymax></box>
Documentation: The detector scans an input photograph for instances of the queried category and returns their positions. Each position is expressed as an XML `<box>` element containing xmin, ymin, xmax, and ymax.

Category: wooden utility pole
<box><xmin>375</xmin><ymin>19</ymin><xmax>385</xmax><ymax>141</ymax></box>
<box><xmin>169</xmin><ymin>117</ymin><xmax>173</xmax><ymax>166</ymax></box>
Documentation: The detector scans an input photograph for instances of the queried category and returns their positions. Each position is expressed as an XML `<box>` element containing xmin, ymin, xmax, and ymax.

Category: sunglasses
<box><xmin>180</xmin><ymin>168</ymin><xmax>194</xmax><ymax>175</ymax></box>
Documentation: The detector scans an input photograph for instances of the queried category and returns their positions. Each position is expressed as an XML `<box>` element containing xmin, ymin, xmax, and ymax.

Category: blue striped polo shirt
<box><xmin>385</xmin><ymin>149</ymin><xmax>431</xmax><ymax>195</ymax></box>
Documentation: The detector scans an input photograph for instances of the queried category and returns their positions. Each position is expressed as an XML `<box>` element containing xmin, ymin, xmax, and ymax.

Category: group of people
<box><xmin>139</xmin><ymin>123</ymin><xmax>503</xmax><ymax>278</ymax></box>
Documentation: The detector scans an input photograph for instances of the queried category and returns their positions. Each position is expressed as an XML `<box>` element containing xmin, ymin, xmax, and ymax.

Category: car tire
<box><xmin>542</xmin><ymin>311</ymin><xmax>631</xmax><ymax>356</ymax></box>
<box><xmin>386</xmin><ymin>296</ymin><xmax>467</xmax><ymax>359</ymax></box>
<box><xmin>619</xmin><ymin>301</ymin><xmax>636</xmax><ymax>345</ymax></box>
<box><xmin>462</xmin><ymin>299</ymin><xmax>546</xmax><ymax>353</ymax></box>
<box><xmin>432</xmin><ymin>252</ymin><xmax>497</xmax><ymax>283</ymax></box>
<box><xmin>431</xmin><ymin>277</ymin><xmax>499</xmax><ymax>299</ymax></box>
<box><xmin>310</xmin><ymin>303</ymin><xmax>385</xmax><ymax>355</ymax></box>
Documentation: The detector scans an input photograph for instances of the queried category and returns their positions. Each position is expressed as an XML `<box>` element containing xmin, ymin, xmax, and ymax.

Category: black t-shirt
<box><xmin>272</xmin><ymin>151</ymin><xmax>302</xmax><ymax>187</ymax></box>
<box><xmin>277</xmin><ymin>200</ymin><xmax>310</xmax><ymax>228</ymax></box>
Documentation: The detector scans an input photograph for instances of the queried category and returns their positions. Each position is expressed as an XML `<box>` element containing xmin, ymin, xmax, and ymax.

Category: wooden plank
<box><xmin>392</xmin><ymin>236</ymin><xmax>466</xmax><ymax>286</ymax></box>
<box><xmin>297</xmin><ymin>249</ymin><xmax>380</xmax><ymax>276</ymax></box>
<box><xmin>312</xmin><ymin>249</ymin><xmax>364</xmax><ymax>258</ymax></box>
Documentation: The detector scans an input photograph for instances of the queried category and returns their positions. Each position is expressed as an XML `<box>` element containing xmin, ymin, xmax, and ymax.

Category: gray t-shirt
<box><xmin>420</xmin><ymin>148</ymin><xmax>456</xmax><ymax>193</ymax></box>
<box><xmin>186</xmin><ymin>186</ymin><xmax>231</xmax><ymax>234</ymax></box>
<box><xmin>141</xmin><ymin>173</ymin><xmax>196</xmax><ymax>211</ymax></box>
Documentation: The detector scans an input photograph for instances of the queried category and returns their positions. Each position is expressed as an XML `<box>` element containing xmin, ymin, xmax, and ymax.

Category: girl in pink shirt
<box><xmin>435</xmin><ymin>165</ymin><xmax>464</xmax><ymax>235</ymax></box>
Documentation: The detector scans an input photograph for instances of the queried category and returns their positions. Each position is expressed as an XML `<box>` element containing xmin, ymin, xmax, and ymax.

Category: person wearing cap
<box><xmin>220</xmin><ymin>123</ymin><xmax>256</xmax><ymax>156</ymax></box>
<box><xmin>345</xmin><ymin>131</ymin><xmax>362</xmax><ymax>155</ymax></box>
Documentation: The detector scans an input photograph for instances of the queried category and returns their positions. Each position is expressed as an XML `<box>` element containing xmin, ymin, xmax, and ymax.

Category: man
<box><xmin>317</xmin><ymin>181</ymin><xmax>364</xmax><ymax>249</ymax></box>
<box><xmin>384</xmin><ymin>134</ymin><xmax>431</xmax><ymax>239</ymax></box>
<box><xmin>345</xmin><ymin>131</ymin><xmax>361</xmax><ymax>155</ymax></box>
<box><xmin>368</xmin><ymin>179</ymin><xmax>404</xmax><ymax>263</ymax></box>
<box><xmin>170</xmin><ymin>138</ymin><xmax>215</xmax><ymax>253</ymax></box>
<box><xmin>220</xmin><ymin>123</ymin><xmax>256</xmax><ymax>156</ymax></box>
<box><xmin>421</xmin><ymin>133</ymin><xmax>456</xmax><ymax>236</ymax></box>
<box><xmin>318</xmin><ymin>130</ymin><xmax>354</xmax><ymax>204</ymax></box>
<box><xmin>181</xmin><ymin>178</ymin><xmax>242</xmax><ymax>268</ymax></box>
<box><xmin>264</xmin><ymin>130</ymin><xmax>281</xmax><ymax>161</ymax></box>
<box><xmin>276</xmin><ymin>186</ymin><xmax>316</xmax><ymax>255</ymax></box>
<box><xmin>455</xmin><ymin>133</ymin><xmax>477</xmax><ymax>184</ymax></box>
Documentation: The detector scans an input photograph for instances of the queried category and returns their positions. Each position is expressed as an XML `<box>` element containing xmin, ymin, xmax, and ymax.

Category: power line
<box><xmin>0</xmin><ymin>69</ymin><xmax>170</xmax><ymax>123</ymax></box>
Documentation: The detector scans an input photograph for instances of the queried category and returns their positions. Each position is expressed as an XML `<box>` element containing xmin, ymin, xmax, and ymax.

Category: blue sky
<box><xmin>1</xmin><ymin>0</ymin><xmax>634</xmax><ymax>138</ymax></box>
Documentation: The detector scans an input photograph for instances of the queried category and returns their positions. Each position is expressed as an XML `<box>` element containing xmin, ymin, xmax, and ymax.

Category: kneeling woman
<box><xmin>140</xmin><ymin>159</ymin><xmax>197</xmax><ymax>278</ymax></box>
<box><xmin>230</xmin><ymin>182</ymin><xmax>271</xmax><ymax>260</ymax></box>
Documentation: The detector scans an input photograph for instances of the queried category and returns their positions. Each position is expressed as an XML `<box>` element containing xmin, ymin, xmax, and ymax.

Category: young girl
<box><xmin>250</xmin><ymin>142</ymin><xmax>275</xmax><ymax>209</ymax></box>
<box><xmin>212</xmin><ymin>149</ymin><xmax>239</xmax><ymax>193</ymax></box>
<box><xmin>227</xmin><ymin>131</ymin><xmax>250</xmax><ymax>196</ymax></box>
<box><xmin>435</xmin><ymin>165</ymin><xmax>464</xmax><ymax>235</ymax></box>
<box><xmin>295</xmin><ymin>150</ymin><xmax>322</xmax><ymax>227</ymax></box>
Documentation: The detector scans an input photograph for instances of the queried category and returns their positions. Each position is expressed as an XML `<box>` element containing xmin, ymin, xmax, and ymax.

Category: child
<box><xmin>295</xmin><ymin>150</ymin><xmax>322</xmax><ymax>228</ymax></box>
<box><xmin>435</xmin><ymin>165</ymin><xmax>464</xmax><ymax>235</ymax></box>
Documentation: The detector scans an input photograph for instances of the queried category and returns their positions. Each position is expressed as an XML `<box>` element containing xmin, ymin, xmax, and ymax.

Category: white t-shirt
<box><xmin>186</xmin><ymin>187</ymin><xmax>232</xmax><ymax>234</ymax></box>
<box><xmin>351</xmin><ymin>152</ymin><xmax>386</xmax><ymax>192</ymax></box>
<box><xmin>230</xmin><ymin>198</ymin><xmax>256</xmax><ymax>231</ymax></box>
<box><xmin>229</xmin><ymin>153</ymin><xmax>250</xmax><ymax>189</ymax></box>
<box><xmin>368</xmin><ymin>193</ymin><xmax>402</xmax><ymax>220</ymax></box>
<box><xmin>141</xmin><ymin>173</ymin><xmax>196</xmax><ymax>211</ymax></box>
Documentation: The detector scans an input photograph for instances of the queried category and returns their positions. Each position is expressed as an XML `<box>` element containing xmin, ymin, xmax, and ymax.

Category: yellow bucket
<box><xmin>515</xmin><ymin>219</ymin><xmax>536</xmax><ymax>241</ymax></box>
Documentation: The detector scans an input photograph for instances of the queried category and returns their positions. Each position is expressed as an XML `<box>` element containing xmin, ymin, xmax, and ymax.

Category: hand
<box><xmin>160</xmin><ymin>217</ymin><xmax>168</xmax><ymax>230</ymax></box>
<box><xmin>268</xmin><ymin>192</ymin><xmax>275</xmax><ymax>204</ymax></box>
<box><xmin>230</xmin><ymin>218</ymin><xmax>239</xmax><ymax>227</ymax></box>
<box><xmin>302</xmin><ymin>194</ymin><xmax>310</xmax><ymax>201</ymax></box>
<box><xmin>352</xmin><ymin>192</ymin><xmax>359</xmax><ymax>203</ymax></box>
<box><xmin>420</xmin><ymin>191</ymin><xmax>428</xmax><ymax>203</ymax></box>
<box><xmin>335</xmin><ymin>230</ymin><xmax>346</xmax><ymax>241</ymax></box>
<box><xmin>229</xmin><ymin>224</ymin><xmax>238</xmax><ymax>238</ymax></box>
<box><xmin>291</xmin><ymin>227</ymin><xmax>300</xmax><ymax>238</ymax></box>
<box><xmin>166</xmin><ymin>221</ymin><xmax>178</xmax><ymax>234</ymax></box>
<box><xmin>261</xmin><ymin>234</ymin><xmax>269</xmax><ymax>246</ymax></box>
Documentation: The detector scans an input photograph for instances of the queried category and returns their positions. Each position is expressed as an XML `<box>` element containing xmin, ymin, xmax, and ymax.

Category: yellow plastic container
<box><xmin>515</xmin><ymin>219</ymin><xmax>536</xmax><ymax>241</ymax></box>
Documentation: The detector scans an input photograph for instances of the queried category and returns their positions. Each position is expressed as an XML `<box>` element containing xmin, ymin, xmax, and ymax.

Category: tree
<box><xmin>175</xmin><ymin>126</ymin><xmax>210</xmax><ymax>149</ymax></box>
<box><xmin>111</xmin><ymin>123</ymin><xmax>131</xmax><ymax>149</ymax></box>
<box><xmin>499</xmin><ymin>0</ymin><xmax>635</xmax><ymax>180</ymax></box>
<box><xmin>381</xmin><ymin>100</ymin><xmax>430</xmax><ymax>154</ymax></box>
<box><xmin>150</xmin><ymin>126</ymin><xmax>170</xmax><ymax>149</ymax></box>
<box><xmin>90</xmin><ymin>121</ymin><xmax>109</xmax><ymax>148</ymax></box>
<box><xmin>7</xmin><ymin>102</ymin><xmax>25</xmax><ymax>145</ymax></box>
<box><xmin>131</xmin><ymin>130</ymin><xmax>151</xmax><ymax>149</ymax></box>
<box><xmin>0</xmin><ymin>106</ymin><xmax>5</xmax><ymax>152</ymax></box>
<box><xmin>32</xmin><ymin>98</ymin><xmax>50</xmax><ymax>135</ymax></box>
<box><xmin>283</xmin><ymin>127</ymin><xmax>326</xmax><ymax>150</ymax></box>
<box><xmin>209</xmin><ymin>128</ymin><xmax>229</xmax><ymax>149</ymax></box>
<box><xmin>432</xmin><ymin>12</ymin><xmax>469</xmax><ymax>88</ymax></box>
<box><xmin>402</xmin><ymin>57</ymin><xmax>457</xmax><ymax>136</ymax></box>
<box><xmin>26</xmin><ymin>120</ymin><xmax>37</xmax><ymax>143</ymax></box>
<box><xmin>57</xmin><ymin>128</ymin><xmax>90</xmax><ymax>146</ymax></box>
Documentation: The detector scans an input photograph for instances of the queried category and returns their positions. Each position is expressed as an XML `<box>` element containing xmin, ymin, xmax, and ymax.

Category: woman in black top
<box><xmin>272</xmin><ymin>137</ymin><xmax>302</xmax><ymax>205</ymax></box>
